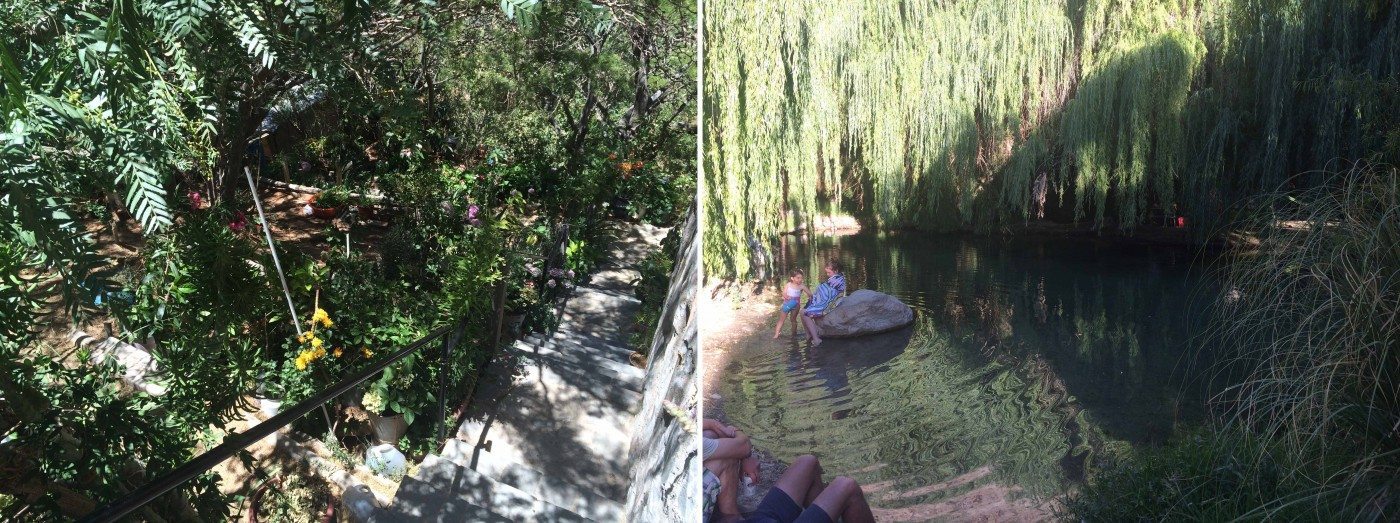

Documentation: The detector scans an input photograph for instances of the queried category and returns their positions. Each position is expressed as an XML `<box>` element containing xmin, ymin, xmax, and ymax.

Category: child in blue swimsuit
<box><xmin>774</xmin><ymin>269</ymin><xmax>812</xmax><ymax>338</ymax></box>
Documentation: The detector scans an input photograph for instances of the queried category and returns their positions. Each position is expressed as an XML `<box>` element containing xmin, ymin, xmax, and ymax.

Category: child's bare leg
<box><xmin>801</xmin><ymin>314</ymin><xmax>823</xmax><ymax>345</ymax></box>
<box><xmin>773</xmin><ymin>312</ymin><xmax>786</xmax><ymax>338</ymax></box>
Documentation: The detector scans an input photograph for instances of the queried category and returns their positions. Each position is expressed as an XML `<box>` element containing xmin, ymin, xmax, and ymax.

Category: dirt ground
<box><xmin>700</xmin><ymin>280</ymin><xmax>1059</xmax><ymax>522</ymax></box>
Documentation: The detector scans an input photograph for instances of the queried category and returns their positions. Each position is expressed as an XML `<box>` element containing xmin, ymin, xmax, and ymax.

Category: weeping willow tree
<box><xmin>704</xmin><ymin>0</ymin><xmax>1400</xmax><ymax>279</ymax></box>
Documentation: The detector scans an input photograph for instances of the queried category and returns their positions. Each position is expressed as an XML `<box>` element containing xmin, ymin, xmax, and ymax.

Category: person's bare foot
<box><xmin>742</xmin><ymin>456</ymin><xmax>760</xmax><ymax>484</ymax></box>
<box><xmin>810</xmin><ymin>337</ymin><xmax>823</xmax><ymax>346</ymax></box>
<box><xmin>773</xmin><ymin>331</ymin><xmax>781</xmax><ymax>339</ymax></box>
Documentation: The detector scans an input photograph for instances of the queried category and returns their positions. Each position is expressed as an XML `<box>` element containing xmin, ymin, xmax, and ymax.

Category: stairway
<box><xmin>374</xmin><ymin>223</ymin><xmax>666</xmax><ymax>522</ymax></box>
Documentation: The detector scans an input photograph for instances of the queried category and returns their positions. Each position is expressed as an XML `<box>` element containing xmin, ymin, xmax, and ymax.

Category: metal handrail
<box><xmin>79</xmin><ymin>321</ymin><xmax>463</xmax><ymax>523</ymax></box>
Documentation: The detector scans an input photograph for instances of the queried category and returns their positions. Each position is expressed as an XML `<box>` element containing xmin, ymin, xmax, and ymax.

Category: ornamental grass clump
<box><xmin>1203</xmin><ymin>165</ymin><xmax>1399</xmax><ymax>519</ymax></box>
<box><xmin>1066</xmin><ymin>164</ymin><xmax>1399</xmax><ymax>520</ymax></box>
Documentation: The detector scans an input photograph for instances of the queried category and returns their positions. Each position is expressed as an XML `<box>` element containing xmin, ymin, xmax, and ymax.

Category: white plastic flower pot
<box><xmin>259</xmin><ymin>397</ymin><xmax>283</xmax><ymax>418</ymax></box>
<box><xmin>365</xmin><ymin>444</ymin><xmax>407</xmax><ymax>478</ymax></box>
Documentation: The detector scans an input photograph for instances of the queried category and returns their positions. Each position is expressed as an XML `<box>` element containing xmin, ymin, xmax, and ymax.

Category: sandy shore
<box><xmin>699</xmin><ymin>280</ymin><xmax>1058</xmax><ymax>522</ymax></box>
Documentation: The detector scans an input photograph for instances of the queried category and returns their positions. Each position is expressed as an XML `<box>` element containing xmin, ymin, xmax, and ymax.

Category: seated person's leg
<box><xmin>794</xmin><ymin>476</ymin><xmax>875</xmax><ymax>523</ymax></box>
<box><xmin>708</xmin><ymin>456</ymin><xmax>742</xmax><ymax>518</ymax></box>
<box><xmin>801</xmin><ymin>314</ymin><xmax>823</xmax><ymax>344</ymax></box>
<box><xmin>749</xmin><ymin>455</ymin><xmax>823</xmax><ymax>522</ymax></box>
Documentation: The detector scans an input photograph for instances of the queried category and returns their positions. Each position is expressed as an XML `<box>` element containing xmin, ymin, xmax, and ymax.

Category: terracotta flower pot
<box><xmin>307</xmin><ymin>194</ymin><xmax>341</xmax><ymax>219</ymax></box>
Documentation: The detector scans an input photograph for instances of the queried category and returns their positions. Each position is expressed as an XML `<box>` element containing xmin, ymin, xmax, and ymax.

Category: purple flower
<box><xmin>467</xmin><ymin>204</ymin><xmax>480</xmax><ymax>220</ymax></box>
<box><xmin>528</xmin><ymin>188</ymin><xmax>536</xmax><ymax>194</ymax></box>
<box><xmin>549</xmin><ymin>268</ymin><xmax>565</xmax><ymax>278</ymax></box>
<box><xmin>299</xmin><ymin>160</ymin><xmax>311</xmax><ymax>172</ymax></box>
<box><xmin>546</xmin><ymin>279</ymin><xmax>557</xmax><ymax>288</ymax></box>
<box><xmin>566</xmin><ymin>270</ymin><xmax>575</xmax><ymax>278</ymax></box>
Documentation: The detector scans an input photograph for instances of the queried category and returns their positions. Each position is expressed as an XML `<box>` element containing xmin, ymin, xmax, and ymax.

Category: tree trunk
<box><xmin>217</xmin><ymin>97</ymin><xmax>262</xmax><ymax>205</ymax></box>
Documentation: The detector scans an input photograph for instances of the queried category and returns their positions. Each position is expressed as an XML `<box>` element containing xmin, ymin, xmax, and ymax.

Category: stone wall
<box><xmin>623</xmin><ymin>207</ymin><xmax>700</xmax><ymax>521</ymax></box>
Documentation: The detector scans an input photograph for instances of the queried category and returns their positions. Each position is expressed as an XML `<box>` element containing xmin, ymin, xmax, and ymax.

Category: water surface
<box><xmin>720</xmin><ymin>231</ymin><xmax>1222</xmax><ymax>511</ymax></box>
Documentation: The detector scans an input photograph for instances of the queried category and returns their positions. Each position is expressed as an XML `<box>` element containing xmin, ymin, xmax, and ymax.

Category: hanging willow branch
<box><xmin>703</xmin><ymin>0</ymin><xmax>1400</xmax><ymax>280</ymax></box>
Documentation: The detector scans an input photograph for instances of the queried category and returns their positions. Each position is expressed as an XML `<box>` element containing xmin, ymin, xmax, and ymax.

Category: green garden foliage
<box><xmin>703</xmin><ymin>0</ymin><xmax>1400</xmax><ymax>279</ymax></box>
<box><xmin>0</xmin><ymin>0</ymin><xmax>693</xmax><ymax>519</ymax></box>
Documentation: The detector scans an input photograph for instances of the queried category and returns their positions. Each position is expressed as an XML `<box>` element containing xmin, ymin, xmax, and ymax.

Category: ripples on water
<box><xmin>719</xmin><ymin>232</ymin><xmax>1222</xmax><ymax>511</ymax></box>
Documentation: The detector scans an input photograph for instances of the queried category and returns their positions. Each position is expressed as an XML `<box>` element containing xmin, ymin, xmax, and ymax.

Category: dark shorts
<box><xmin>781</xmin><ymin>299</ymin><xmax>799</xmax><ymax>313</ymax></box>
<box><xmin>744</xmin><ymin>488</ymin><xmax>834</xmax><ymax>523</ymax></box>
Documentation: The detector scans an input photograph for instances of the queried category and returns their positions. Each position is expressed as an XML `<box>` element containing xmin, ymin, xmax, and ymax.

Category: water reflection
<box><xmin>721</xmin><ymin>231</ymin><xmax>1220</xmax><ymax>511</ymax></box>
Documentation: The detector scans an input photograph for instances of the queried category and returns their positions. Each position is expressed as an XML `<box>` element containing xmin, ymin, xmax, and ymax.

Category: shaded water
<box><xmin>719</xmin><ymin>231</ymin><xmax>1223</xmax><ymax>511</ymax></box>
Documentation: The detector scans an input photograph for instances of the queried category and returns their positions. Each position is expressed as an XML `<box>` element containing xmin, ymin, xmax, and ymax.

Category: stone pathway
<box><xmin>375</xmin><ymin>222</ymin><xmax>667</xmax><ymax>522</ymax></box>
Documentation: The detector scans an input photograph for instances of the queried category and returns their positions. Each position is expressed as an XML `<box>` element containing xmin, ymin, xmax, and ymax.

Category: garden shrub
<box><xmin>630</xmin><ymin>225</ymin><xmax>683</xmax><ymax>354</ymax></box>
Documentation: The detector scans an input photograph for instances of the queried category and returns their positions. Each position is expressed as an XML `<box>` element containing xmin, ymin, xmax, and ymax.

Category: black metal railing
<box><xmin>79</xmin><ymin>320</ymin><xmax>466</xmax><ymax>523</ymax></box>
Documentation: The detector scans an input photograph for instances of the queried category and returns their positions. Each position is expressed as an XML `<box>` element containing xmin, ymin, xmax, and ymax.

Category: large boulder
<box><xmin>815</xmin><ymin>289</ymin><xmax>915</xmax><ymax>338</ymax></box>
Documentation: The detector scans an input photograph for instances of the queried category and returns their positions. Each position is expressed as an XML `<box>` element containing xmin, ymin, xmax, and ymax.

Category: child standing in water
<box><xmin>803</xmin><ymin>260</ymin><xmax>848</xmax><ymax>346</ymax></box>
<box><xmin>774</xmin><ymin>269</ymin><xmax>812</xmax><ymax>338</ymax></box>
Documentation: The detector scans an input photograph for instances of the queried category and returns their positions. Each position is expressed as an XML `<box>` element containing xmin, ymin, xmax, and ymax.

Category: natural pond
<box><xmin>718</xmin><ymin>230</ymin><xmax>1226</xmax><ymax>513</ymax></box>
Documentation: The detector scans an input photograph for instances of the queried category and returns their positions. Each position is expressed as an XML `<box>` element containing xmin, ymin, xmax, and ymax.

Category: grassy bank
<box><xmin>1065</xmin><ymin>166</ymin><xmax>1399</xmax><ymax>520</ymax></box>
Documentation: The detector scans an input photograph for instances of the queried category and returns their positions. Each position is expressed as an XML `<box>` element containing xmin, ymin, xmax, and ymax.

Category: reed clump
<box><xmin>1066</xmin><ymin>165</ymin><xmax>1399</xmax><ymax>520</ymax></box>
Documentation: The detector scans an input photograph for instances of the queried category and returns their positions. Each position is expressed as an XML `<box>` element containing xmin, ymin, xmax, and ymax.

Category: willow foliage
<box><xmin>704</xmin><ymin>0</ymin><xmax>1400</xmax><ymax>279</ymax></box>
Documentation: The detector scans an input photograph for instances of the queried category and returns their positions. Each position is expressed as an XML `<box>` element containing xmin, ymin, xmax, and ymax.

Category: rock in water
<box><xmin>815</xmin><ymin>289</ymin><xmax>915</xmax><ymax>338</ymax></box>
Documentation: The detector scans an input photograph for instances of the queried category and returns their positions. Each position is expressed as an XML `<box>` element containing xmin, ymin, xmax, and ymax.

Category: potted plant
<box><xmin>361</xmin><ymin>389</ymin><xmax>408</xmax><ymax>445</ymax></box>
<box><xmin>256</xmin><ymin>381</ymin><xmax>284</xmax><ymax>418</ymax></box>
<box><xmin>309</xmin><ymin>185</ymin><xmax>350</xmax><ymax>219</ymax></box>
<box><xmin>360</xmin><ymin>354</ymin><xmax>428</xmax><ymax>446</ymax></box>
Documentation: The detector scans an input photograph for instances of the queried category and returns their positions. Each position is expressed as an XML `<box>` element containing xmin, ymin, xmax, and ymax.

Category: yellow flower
<box><xmin>311</xmin><ymin>336</ymin><xmax>324</xmax><ymax>349</ymax></box>
<box><xmin>333</xmin><ymin>347</ymin><xmax>343</xmax><ymax>358</ymax></box>
<box><xmin>310</xmin><ymin>308</ymin><xmax>333</xmax><ymax>328</ymax></box>
<box><xmin>361</xmin><ymin>347</ymin><xmax>373</xmax><ymax>358</ymax></box>
<box><xmin>296</xmin><ymin>332</ymin><xmax>311</xmax><ymax>344</ymax></box>
<box><xmin>295</xmin><ymin>350</ymin><xmax>314</xmax><ymax>371</ymax></box>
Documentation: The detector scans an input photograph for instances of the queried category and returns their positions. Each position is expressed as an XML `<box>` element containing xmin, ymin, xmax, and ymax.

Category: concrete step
<box><xmin>511</xmin><ymin>346</ymin><xmax>642</xmax><ymax>413</ymax></box>
<box><xmin>375</xmin><ymin>454</ymin><xmax>588</xmax><ymax>522</ymax></box>
<box><xmin>440</xmin><ymin>439</ymin><xmax>627</xmax><ymax>518</ymax></box>
<box><xmin>511</xmin><ymin>341</ymin><xmax>644</xmax><ymax>393</ymax></box>
<box><xmin>526</xmin><ymin>332</ymin><xmax>634</xmax><ymax>362</ymax></box>
<box><xmin>521</xmin><ymin>333</ymin><xmax>638</xmax><ymax>366</ymax></box>
<box><xmin>563</xmin><ymin>288</ymin><xmax>641</xmax><ymax>309</ymax></box>
<box><xmin>582</xmin><ymin>267</ymin><xmax>641</xmax><ymax>294</ymax></box>
<box><xmin>455</xmin><ymin>362</ymin><xmax>635</xmax><ymax>502</ymax></box>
